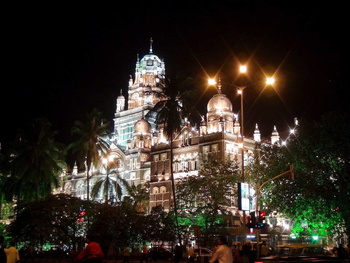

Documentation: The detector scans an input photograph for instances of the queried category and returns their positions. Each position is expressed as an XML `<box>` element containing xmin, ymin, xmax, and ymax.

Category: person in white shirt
<box><xmin>4</xmin><ymin>242</ymin><xmax>20</xmax><ymax>263</ymax></box>
<box><xmin>209</xmin><ymin>236</ymin><xmax>233</xmax><ymax>263</ymax></box>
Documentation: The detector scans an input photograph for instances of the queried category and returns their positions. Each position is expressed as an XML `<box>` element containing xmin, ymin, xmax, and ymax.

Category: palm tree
<box><xmin>91</xmin><ymin>154</ymin><xmax>128</xmax><ymax>204</ymax></box>
<box><xmin>69</xmin><ymin>108</ymin><xmax>111</xmax><ymax>201</ymax></box>
<box><xmin>4</xmin><ymin>118</ymin><xmax>67</xmax><ymax>202</ymax></box>
<box><xmin>147</xmin><ymin>74</ymin><xmax>201</xmax><ymax>244</ymax></box>
<box><xmin>125</xmin><ymin>182</ymin><xmax>150</xmax><ymax>213</ymax></box>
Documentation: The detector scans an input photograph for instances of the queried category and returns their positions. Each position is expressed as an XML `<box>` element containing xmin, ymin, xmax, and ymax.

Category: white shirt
<box><xmin>209</xmin><ymin>245</ymin><xmax>233</xmax><ymax>263</ymax></box>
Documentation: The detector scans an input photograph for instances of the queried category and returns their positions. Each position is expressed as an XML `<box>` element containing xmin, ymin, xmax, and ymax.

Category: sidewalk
<box><xmin>21</xmin><ymin>259</ymin><xmax>172</xmax><ymax>263</ymax></box>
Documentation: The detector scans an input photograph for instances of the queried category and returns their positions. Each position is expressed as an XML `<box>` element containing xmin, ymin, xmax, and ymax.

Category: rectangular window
<box><xmin>154</xmin><ymin>155</ymin><xmax>159</xmax><ymax>162</ymax></box>
<box><xmin>181</xmin><ymin>161</ymin><xmax>186</xmax><ymax>172</ymax></box>
<box><xmin>133</xmin><ymin>158</ymin><xmax>137</xmax><ymax>170</ymax></box>
<box><xmin>161</xmin><ymin>153</ymin><xmax>167</xmax><ymax>161</ymax></box>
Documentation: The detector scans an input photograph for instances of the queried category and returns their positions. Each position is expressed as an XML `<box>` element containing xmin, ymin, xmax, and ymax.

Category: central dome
<box><xmin>207</xmin><ymin>93</ymin><xmax>233</xmax><ymax>112</ymax></box>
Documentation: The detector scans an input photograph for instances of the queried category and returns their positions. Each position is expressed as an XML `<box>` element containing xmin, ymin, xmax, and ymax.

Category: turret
<box><xmin>116</xmin><ymin>89</ymin><xmax>125</xmax><ymax>112</ymax></box>
<box><xmin>271</xmin><ymin>125</ymin><xmax>280</xmax><ymax>145</ymax></box>
<box><xmin>254</xmin><ymin>123</ymin><xmax>261</xmax><ymax>142</ymax></box>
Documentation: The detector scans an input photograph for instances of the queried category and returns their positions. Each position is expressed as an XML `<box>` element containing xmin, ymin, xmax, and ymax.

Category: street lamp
<box><xmin>237</xmin><ymin>67</ymin><xmax>275</xmax><ymax>247</ymax></box>
<box><xmin>237</xmin><ymin>65</ymin><xmax>248</xmax><ymax>182</ymax></box>
<box><xmin>237</xmin><ymin>66</ymin><xmax>275</xmax><ymax>182</ymax></box>
<box><xmin>208</xmin><ymin>78</ymin><xmax>217</xmax><ymax>86</ymax></box>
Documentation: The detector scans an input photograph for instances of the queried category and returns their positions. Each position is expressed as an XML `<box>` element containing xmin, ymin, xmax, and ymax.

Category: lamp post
<box><xmin>209</xmin><ymin>71</ymin><xmax>276</xmax><ymax>247</ymax></box>
<box><xmin>237</xmin><ymin>65</ymin><xmax>247</xmax><ymax>182</ymax></box>
<box><xmin>237</xmin><ymin>66</ymin><xmax>275</xmax><ymax>182</ymax></box>
<box><xmin>255</xmin><ymin>165</ymin><xmax>294</xmax><ymax>259</ymax></box>
<box><xmin>236</xmin><ymin>67</ymin><xmax>275</xmax><ymax>248</ymax></box>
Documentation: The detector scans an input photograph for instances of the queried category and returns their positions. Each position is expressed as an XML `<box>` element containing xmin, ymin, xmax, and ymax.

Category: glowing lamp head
<box><xmin>239</xmin><ymin>65</ymin><xmax>247</xmax><ymax>73</ymax></box>
<box><xmin>208</xmin><ymin>78</ymin><xmax>216</xmax><ymax>86</ymax></box>
<box><xmin>266</xmin><ymin>77</ymin><xmax>275</xmax><ymax>85</ymax></box>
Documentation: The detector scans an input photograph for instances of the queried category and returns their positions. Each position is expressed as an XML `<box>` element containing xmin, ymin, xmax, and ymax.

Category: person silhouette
<box><xmin>74</xmin><ymin>235</ymin><xmax>104</xmax><ymax>263</ymax></box>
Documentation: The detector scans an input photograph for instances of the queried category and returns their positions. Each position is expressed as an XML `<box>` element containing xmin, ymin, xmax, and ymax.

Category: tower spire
<box><xmin>217</xmin><ymin>78</ymin><xmax>222</xmax><ymax>94</ymax></box>
<box><xmin>150</xmin><ymin>38</ymin><xmax>153</xmax><ymax>54</ymax></box>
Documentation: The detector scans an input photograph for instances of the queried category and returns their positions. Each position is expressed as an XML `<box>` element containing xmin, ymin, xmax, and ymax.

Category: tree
<box><xmin>143</xmin><ymin>205</ymin><xmax>177</xmax><ymax>245</ymax></box>
<box><xmin>147</xmin><ymin>74</ymin><xmax>201</xmax><ymax>243</ymax></box>
<box><xmin>2</xmin><ymin>118</ymin><xmax>66</xmax><ymax>202</ymax></box>
<box><xmin>176</xmin><ymin>155</ymin><xmax>240</xmax><ymax>245</ymax></box>
<box><xmin>69</xmin><ymin>108</ymin><xmax>111</xmax><ymax>201</ymax></box>
<box><xmin>284</xmin><ymin>112</ymin><xmax>350</xmax><ymax>238</ymax></box>
<box><xmin>125</xmin><ymin>182</ymin><xmax>150</xmax><ymax>213</ymax></box>
<box><xmin>91</xmin><ymin>154</ymin><xmax>128</xmax><ymax>204</ymax></box>
<box><xmin>6</xmin><ymin>194</ymin><xmax>95</xmax><ymax>249</ymax></box>
<box><xmin>245</xmin><ymin>143</ymin><xmax>288</xmax><ymax>187</ymax></box>
<box><xmin>255</xmin><ymin>112</ymin><xmax>350</xmax><ymax>240</ymax></box>
<box><xmin>87</xmin><ymin>201</ymin><xmax>138</xmax><ymax>254</ymax></box>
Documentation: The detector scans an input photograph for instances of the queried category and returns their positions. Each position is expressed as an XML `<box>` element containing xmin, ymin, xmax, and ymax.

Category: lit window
<box><xmin>161</xmin><ymin>153</ymin><xmax>167</xmax><ymax>161</ymax></box>
<box><xmin>160</xmin><ymin>186</ymin><xmax>167</xmax><ymax>193</ymax></box>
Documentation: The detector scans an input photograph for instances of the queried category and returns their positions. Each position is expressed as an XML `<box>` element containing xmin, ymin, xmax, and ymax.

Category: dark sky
<box><xmin>1</xmin><ymin>1</ymin><xmax>347</xmax><ymax>149</ymax></box>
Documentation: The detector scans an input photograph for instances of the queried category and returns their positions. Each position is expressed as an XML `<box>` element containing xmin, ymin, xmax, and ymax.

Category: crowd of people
<box><xmin>1</xmin><ymin>234</ymin><xmax>350</xmax><ymax>263</ymax></box>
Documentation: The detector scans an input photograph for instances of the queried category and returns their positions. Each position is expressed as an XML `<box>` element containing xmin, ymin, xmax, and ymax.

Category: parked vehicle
<box><xmin>261</xmin><ymin>244</ymin><xmax>337</xmax><ymax>262</ymax></box>
<box><xmin>194</xmin><ymin>247</ymin><xmax>212</xmax><ymax>263</ymax></box>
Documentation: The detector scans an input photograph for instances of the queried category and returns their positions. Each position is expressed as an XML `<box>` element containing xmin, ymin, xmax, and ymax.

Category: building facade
<box><xmin>61</xmin><ymin>40</ymin><xmax>282</xmax><ymax>214</ymax></box>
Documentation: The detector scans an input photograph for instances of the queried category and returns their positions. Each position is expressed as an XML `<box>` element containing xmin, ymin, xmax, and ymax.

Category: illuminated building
<box><xmin>61</xmin><ymin>40</ymin><xmax>281</xmax><ymax>214</ymax></box>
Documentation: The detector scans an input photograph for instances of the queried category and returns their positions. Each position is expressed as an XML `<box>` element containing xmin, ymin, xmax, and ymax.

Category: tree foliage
<box><xmin>125</xmin><ymin>182</ymin><xmax>150</xmax><ymax>213</ymax></box>
<box><xmin>147</xmin><ymin>73</ymin><xmax>201</xmax><ymax>244</ymax></box>
<box><xmin>69</xmin><ymin>108</ymin><xmax>111</xmax><ymax>201</ymax></box>
<box><xmin>5</xmin><ymin>194</ymin><xmax>177</xmax><ymax>253</ymax></box>
<box><xmin>6</xmin><ymin>194</ymin><xmax>93</xmax><ymax>248</ymax></box>
<box><xmin>252</xmin><ymin>112</ymin><xmax>350</xmax><ymax>239</ymax></box>
<box><xmin>1</xmin><ymin>118</ymin><xmax>67</xmax><ymax>202</ymax></box>
<box><xmin>91</xmin><ymin>154</ymin><xmax>128</xmax><ymax>204</ymax></box>
<box><xmin>176</xmin><ymin>155</ymin><xmax>240</xmax><ymax>245</ymax></box>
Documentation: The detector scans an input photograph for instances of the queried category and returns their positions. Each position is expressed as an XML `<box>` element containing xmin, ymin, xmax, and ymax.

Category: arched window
<box><xmin>152</xmin><ymin>187</ymin><xmax>159</xmax><ymax>194</ymax></box>
<box><xmin>76</xmin><ymin>181</ymin><xmax>85</xmax><ymax>198</ymax></box>
<box><xmin>64</xmin><ymin>182</ymin><xmax>73</xmax><ymax>195</ymax></box>
<box><xmin>160</xmin><ymin>186</ymin><xmax>167</xmax><ymax>193</ymax></box>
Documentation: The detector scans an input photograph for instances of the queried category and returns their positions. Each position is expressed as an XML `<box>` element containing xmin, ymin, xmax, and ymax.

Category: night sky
<box><xmin>1</xmin><ymin>1</ymin><xmax>347</xmax><ymax>150</ymax></box>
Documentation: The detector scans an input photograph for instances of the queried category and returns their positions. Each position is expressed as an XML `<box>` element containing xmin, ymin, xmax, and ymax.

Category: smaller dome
<box><xmin>134</xmin><ymin>118</ymin><xmax>151</xmax><ymax>134</ymax></box>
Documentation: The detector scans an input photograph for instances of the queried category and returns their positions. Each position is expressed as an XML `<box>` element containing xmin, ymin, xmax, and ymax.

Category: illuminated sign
<box><xmin>238</xmin><ymin>182</ymin><xmax>255</xmax><ymax>211</ymax></box>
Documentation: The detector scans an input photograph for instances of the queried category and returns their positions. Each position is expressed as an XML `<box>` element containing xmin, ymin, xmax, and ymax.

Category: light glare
<box><xmin>208</xmin><ymin>78</ymin><xmax>216</xmax><ymax>86</ymax></box>
<box><xmin>266</xmin><ymin>77</ymin><xmax>275</xmax><ymax>85</ymax></box>
<box><xmin>240</xmin><ymin>65</ymin><xmax>247</xmax><ymax>73</ymax></box>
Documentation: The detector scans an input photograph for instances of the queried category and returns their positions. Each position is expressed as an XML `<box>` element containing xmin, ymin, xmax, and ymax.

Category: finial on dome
<box><xmin>150</xmin><ymin>38</ymin><xmax>153</xmax><ymax>54</ymax></box>
<box><xmin>294</xmin><ymin>117</ymin><xmax>298</xmax><ymax>126</ymax></box>
<box><xmin>217</xmin><ymin>78</ymin><xmax>222</xmax><ymax>94</ymax></box>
